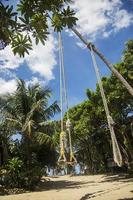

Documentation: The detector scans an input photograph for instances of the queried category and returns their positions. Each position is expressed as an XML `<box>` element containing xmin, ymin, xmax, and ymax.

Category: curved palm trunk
<box><xmin>71</xmin><ymin>28</ymin><xmax>133</xmax><ymax>97</ymax></box>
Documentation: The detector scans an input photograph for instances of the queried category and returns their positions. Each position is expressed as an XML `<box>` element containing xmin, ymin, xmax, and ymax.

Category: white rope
<box><xmin>58</xmin><ymin>32</ymin><xmax>64</xmax><ymax>132</ymax></box>
<box><xmin>59</xmin><ymin>32</ymin><xmax>69</xmax><ymax>120</ymax></box>
<box><xmin>90</xmin><ymin>45</ymin><xmax>123</xmax><ymax>167</ymax></box>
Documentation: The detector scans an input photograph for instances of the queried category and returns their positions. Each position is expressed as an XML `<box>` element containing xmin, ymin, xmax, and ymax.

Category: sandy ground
<box><xmin>0</xmin><ymin>174</ymin><xmax>133</xmax><ymax>200</ymax></box>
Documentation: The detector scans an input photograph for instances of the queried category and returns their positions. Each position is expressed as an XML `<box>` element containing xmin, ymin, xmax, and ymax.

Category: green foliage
<box><xmin>51</xmin><ymin>6</ymin><xmax>78</xmax><ymax>32</ymax></box>
<box><xmin>0</xmin><ymin>2</ymin><xmax>17</xmax><ymax>49</ymax></box>
<box><xmin>0</xmin><ymin>157</ymin><xmax>23</xmax><ymax>188</ymax></box>
<box><xmin>22</xmin><ymin>166</ymin><xmax>44</xmax><ymax>189</ymax></box>
<box><xmin>0</xmin><ymin>157</ymin><xmax>44</xmax><ymax>189</ymax></box>
<box><xmin>62</xmin><ymin>6</ymin><xmax>77</xmax><ymax>28</ymax></box>
<box><xmin>0</xmin><ymin>80</ymin><xmax>60</xmax><ymax>187</ymax></box>
<box><xmin>35</xmin><ymin>143</ymin><xmax>57</xmax><ymax>167</ymax></box>
<box><xmin>123</xmin><ymin>40</ymin><xmax>133</xmax><ymax>67</ymax></box>
<box><xmin>52</xmin><ymin>13</ymin><xmax>63</xmax><ymax>32</ymax></box>
<box><xmin>0</xmin><ymin>0</ymin><xmax>78</xmax><ymax>56</ymax></box>
<box><xmin>11</xmin><ymin>34</ymin><xmax>32</xmax><ymax>57</ymax></box>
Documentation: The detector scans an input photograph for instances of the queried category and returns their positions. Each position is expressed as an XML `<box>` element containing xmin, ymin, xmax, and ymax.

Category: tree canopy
<box><xmin>0</xmin><ymin>0</ymin><xmax>77</xmax><ymax>56</ymax></box>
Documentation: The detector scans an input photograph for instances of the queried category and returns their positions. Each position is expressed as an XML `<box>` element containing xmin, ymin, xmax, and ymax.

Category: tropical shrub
<box><xmin>0</xmin><ymin>157</ymin><xmax>45</xmax><ymax>189</ymax></box>
<box><xmin>0</xmin><ymin>157</ymin><xmax>24</xmax><ymax>188</ymax></box>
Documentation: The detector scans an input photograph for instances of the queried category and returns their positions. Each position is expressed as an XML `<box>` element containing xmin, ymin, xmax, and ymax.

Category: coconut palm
<box><xmin>2</xmin><ymin>79</ymin><xmax>60</xmax><ymax>166</ymax></box>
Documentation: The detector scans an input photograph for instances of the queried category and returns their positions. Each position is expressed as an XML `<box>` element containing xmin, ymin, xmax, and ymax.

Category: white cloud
<box><xmin>0</xmin><ymin>35</ymin><xmax>57</xmax><ymax>96</ymax></box>
<box><xmin>25</xmin><ymin>34</ymin><xmax>57</xmax><ymax>81</ymax></box>
<box><xmin>113</xmin><ymin>9</ymin><xmax>133</xmax><ymax>31</ymax></box>
<box><xmin>0</xmin><ymin>46</ymin><xmax>24</xmax><ymax>69</ymax></box>
<box><xmin>26</xmin><ymin>77</ymin><xmax>40</xmax><ymax>86</ymax></box>
<box><xmin>71</xmin><ymin>0</ymin><xmax>133</xmax><ymax>40</ymax></box>
<box><xmin>0</xmin><ymin>34</ymin><xmax>57</xmax><ymax>82</ymax></box>
<box><xmin>26</xmin><ymin>76</ymin><xmax>46</xmax><ymax>87</ymax></box>
<box><xmin>0</xmin><ymin>78</ymin><xmax>17</xmax><ymax>95</ymax></box>
<box><xmin>0</xmin><ymin>76</ymin><xmax>47</xmax><ymax>96</ymax></box>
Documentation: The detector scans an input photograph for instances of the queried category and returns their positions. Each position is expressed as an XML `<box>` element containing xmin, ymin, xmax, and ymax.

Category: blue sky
<box><xmin>0</xmin><ymin>0</ymin><xmax>133</xmax><ymax>120</ymax></box>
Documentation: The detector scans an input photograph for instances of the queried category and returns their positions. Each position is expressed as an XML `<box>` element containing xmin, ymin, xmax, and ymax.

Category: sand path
<box><xmin>1</xmin><ymin>174</ymin><xmax>133</xmax><ymax>200</ymax></box>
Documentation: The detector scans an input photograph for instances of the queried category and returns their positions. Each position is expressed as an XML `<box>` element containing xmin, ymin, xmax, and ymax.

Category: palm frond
<box><xmin>38</xmin><ymin>121</ymin><xmax>49</xmax><ymax>126</ymax></box>
<box><xmin>23</xmin><ymin>99</ymin><xmax>45</xmax><ymax>127</ymax></box>
<box><xmin>34</xmin><ymin>131</ymin><xmax>53</xmax><ymax>146</ymax></box>
<box><xmin>22</xmin><ymin>119</ymin><xmax>35</xmax><ymax>137</ymax></box>
<box><xmin>5</xmin><ymin>117</ymin><xmax>22</xmax><ymax>129</ymax></box>
<box><xmin>43</xmin><ymin>101</ymin><xmax>60</xmax><ymax>120</ymax></box>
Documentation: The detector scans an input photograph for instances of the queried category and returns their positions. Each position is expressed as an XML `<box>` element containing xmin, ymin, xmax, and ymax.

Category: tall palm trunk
<box><xmin>0</xmin><ymin>143</ymin><xmax>4</xmax><ymax>165</ymax></box>
<box><xmin>3</xmin><ymin>142</ymin><xmax>9</xmax><ymax>163</ymax></box>
<box><xmin>71</xmin><ymin>28</ymin><xmax>133</xmax><ymax>97</ymax></box>
<box><xmin>23</xmin><ymin>133</ymin><xmax>32</xmax><ymax>168</ymax></box>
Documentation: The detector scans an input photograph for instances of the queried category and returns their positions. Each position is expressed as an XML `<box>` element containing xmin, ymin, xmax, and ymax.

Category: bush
<box><xmin>20</xmin><ymin>166</ymin><xmax>44</xmax><ymax>189</ymax></box>
<box><xmin>0</xmin><ymin>157</ymin><xmax>44</xmax><ymax>190</ymax></box>
<box><xmin>0</xmin><ymin>157</ymin><xmax>24</xmax><ymax>188</ymax></box>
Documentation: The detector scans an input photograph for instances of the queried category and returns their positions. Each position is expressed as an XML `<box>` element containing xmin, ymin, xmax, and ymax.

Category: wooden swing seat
<box><xmin>66</xmin><ymin>161</ymin><xmax>77</xmax><ymax>166</ymax></box>
<box><xmin>57</xmin><ymin>159</ymin><xmax>67</xmax><ymax>165</ymax></box>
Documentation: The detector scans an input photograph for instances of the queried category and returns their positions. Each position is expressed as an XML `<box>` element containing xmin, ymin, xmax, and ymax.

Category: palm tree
<box><xmin>2</xmin><ymin>79</ymin><xmax>60</xmax><ymax>167</ymax></box>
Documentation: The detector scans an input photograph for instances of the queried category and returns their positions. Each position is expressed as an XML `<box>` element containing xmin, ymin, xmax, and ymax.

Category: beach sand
<box><xmin>1</xmin><ymin>174</ymin><xmax>133</xmax><ymax>200</ymax></box>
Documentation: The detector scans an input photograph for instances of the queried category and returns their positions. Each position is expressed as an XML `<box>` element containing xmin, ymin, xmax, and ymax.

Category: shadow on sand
<box><xmin>100</xmin><ymin>174</ymin><xmax>133</xmax><ymax>183</ymax></box>
<box><xmin>78</xmin><ymin>174</ymin><xmax>133</xmax><ymax>200</ymax></box>
<box><xmin>37</xmin><ymin>178</ymin><xmax>95</xmax><ymax>191</ymax></box>
<box><xmin>118</xmin><ymin>198</ymin><xmax>133</xmax><ymax>200</ymax></box>
<box><xmin>79</xmin><ymin>191</ymin><xmax>104</xmax><ymax>200</ymax></box>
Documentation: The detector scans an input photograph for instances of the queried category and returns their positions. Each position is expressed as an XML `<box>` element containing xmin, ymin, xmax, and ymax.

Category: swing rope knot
<box><xmin>66</xmin><ymin>118</ymin><xmax>71</xmax><ymax>130</ymax></box>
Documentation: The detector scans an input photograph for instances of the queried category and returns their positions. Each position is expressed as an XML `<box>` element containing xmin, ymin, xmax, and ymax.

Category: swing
<box><xmin>66</xmin><ymin>119</ymin><xmax>77</xmax><ymax>166</ymax></box>
<box><xmin>57</xmin><ymin>32</ymin><xmax>77</xmax><ymax>166</ymax></box>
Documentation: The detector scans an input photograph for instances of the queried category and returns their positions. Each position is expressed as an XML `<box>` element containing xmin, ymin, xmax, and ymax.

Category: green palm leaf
<box><xmin>34</xmin><ymin>131</ymin><xmax>53</xmax><ymax>146</ymax></box>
